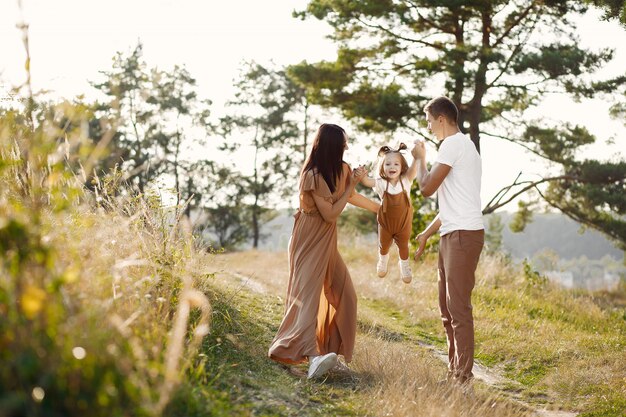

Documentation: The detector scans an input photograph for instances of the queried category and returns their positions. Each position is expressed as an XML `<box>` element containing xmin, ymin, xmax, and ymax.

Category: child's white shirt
<box><xmin>373</xmin><ymin>177</ymin><xmax>412</xmax><ymax>200</ymax></box>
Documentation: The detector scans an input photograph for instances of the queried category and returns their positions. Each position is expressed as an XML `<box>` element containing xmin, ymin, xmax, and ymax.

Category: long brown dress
<box><xmin>268</xmin><ymin>163</ymin><xmax>357</xmax><ymax>365</ymax></box>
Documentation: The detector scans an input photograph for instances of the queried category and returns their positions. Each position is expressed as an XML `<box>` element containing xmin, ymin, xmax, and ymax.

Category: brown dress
<box><xmin>268</xmin><ymin>163</ymin><xmax>357</xmax><ymax>365</ymax></box>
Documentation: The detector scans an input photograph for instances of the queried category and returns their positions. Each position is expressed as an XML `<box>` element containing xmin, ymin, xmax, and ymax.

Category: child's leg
<box><xmin>378</xmin><ymin>223</ymin><xmax>393</xmax><ymax>255</ymax></box>
<box><xmin>394</xmin><ymin>230</ymin><xmax>411</xmax><ymax>260</ymax></box>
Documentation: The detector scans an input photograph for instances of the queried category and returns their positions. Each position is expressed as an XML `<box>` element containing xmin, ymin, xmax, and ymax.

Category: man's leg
<box><xmin>442</xmin><ymin>230</ymin><xmax>484</xmax><ymax>383</ymax></box>
<box><xmin>437</xmin><ymin>234</ymin><xmax>456</xmax><ymax>377</ymax></box>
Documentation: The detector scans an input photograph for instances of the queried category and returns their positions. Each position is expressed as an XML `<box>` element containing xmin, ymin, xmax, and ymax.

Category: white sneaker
<box><xmin>377</xmin><ymin>253</ymin><xmax>389</xmax><ymax>278</ymax></box>
<box><xmin>399</xmin><ymin>259</ymin><xmax>412</xmax><ymax>284</ymax></box>
<box><xmin>307</xmin><ymin>352</ymin><xmax>338</xmax><ymax>379</ymax></box>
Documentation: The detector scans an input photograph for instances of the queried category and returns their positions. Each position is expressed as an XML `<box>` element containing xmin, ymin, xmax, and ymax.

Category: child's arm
<box><xmin>413</xmin><ymin>213</ymin><xmax>441</xmax><ymax>260</ymax></box>
<box><xmin>348</xmin><ymin>192</ymin><xmax>380</xmax><ymax>213</ymax></box>
<box><xmin>405</xmin><ymin>142</ymin><xmax>420</xmax><ymax>181</ymax></box>
<box><xmin>360</xmin><ymin>175</ymin><xmax>376</xmax><ymax>188</ymax></box>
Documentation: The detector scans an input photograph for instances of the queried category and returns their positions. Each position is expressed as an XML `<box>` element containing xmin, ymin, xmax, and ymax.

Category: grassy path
<box><xmin>189</xmin><ymin>249</ymin><xmax>614</xmax><ymax>417</ymax></box>
<box><xmin>201</xmin><ymin>248</ymin><xmax>625</xmax><ymax>417</ymax></box>
<box><xmin>218</xmin><ymin>267</ymin><xmax>577</xmax><ymax>417</ymax></box>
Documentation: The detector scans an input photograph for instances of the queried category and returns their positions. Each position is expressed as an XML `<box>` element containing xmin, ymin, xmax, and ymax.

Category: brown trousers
<box><xmin>438</xmin><ymin>229</ymin><xmax>484</xmax><ymax>382</ymax></box>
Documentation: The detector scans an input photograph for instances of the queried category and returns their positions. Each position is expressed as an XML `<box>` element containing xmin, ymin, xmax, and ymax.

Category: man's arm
<box><xmin>416</xmin><ymin>161</ymin><xmax>451</xmax><ymax>197</ymax></box>
<box><xmin>414</xmin><ymin>213</ymin><xmax>441</xmax><ymax>260</ymax></box>
<box><xmin>412</xmin><ymin>140</ymin><xmax>451</xmax><ymax>197</ymax></box>
<box><xmin>405</xmin><ymin>154</ymin><xmax>419</xmax><ymax>181</ymax></box>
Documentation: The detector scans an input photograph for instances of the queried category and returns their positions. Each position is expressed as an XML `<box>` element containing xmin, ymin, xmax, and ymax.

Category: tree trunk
<box><xmin>174</xmin><ymin>125</ymin><xmax>181</xmax><ymax>206</ymax></box>
<box><xmin>452</xmin><ymin>11</ymin><xmax>467</xmax><ymax>133</ymax></box>
<box><xmin>252</xmin><ymin>124</ymin><xmax>260</xmax><ymax>249</ymax></box>
<box><xmin>129</xmin><ymin>94</ymin><xmax>145</xmax><ymax>193</ymax></box>
<box><xmin>184</xmin><ymin>175</ymin><xmax>192</xmax><ymax>219</ymax></box>
<box><xmin>303</xmin><ymin>98</ymin><xmax>309</xmax><ymax>164</ymax></box>
<box><xmin>466</xmin><ymin>7</ymin><xmax>493</xmax><ymax>155</ymax></box>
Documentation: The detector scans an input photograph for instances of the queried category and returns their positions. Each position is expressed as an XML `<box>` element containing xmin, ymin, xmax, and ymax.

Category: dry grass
<box><xmin>48</xmin><ymin>201</ymin><xmax>214</xmax><ymax>414</ymax></box>
<box><xmin>215</xmin><ymin>230</ymin><xmax>626</xmax><ymax>417</ymax></box>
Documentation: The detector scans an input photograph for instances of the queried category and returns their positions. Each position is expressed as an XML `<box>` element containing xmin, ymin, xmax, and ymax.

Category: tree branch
<box><xmin>488</xmin><ymin>14</ymin><xmax>539</xmax><ymax>88</ymax></box>
<box><xmin>482</xmin><ymin>174</ymin><xmax>574</xmax><ymax>214</ymax></box>
<box><xmin>493</xmin><ymin>1</ymin><xmax>538</xmax><ymax>48</ymax></box>
<box><xmin>403</xmin><ymin>0</ymin><xmax>450</xmax><ymax>32</ymax></box>
<box><xmin>404</xmin><ymin>124</ymin><xmax>437</xmax><ymax>147</ymax></box>
<box><xmin>357</xmin><ymin>17</ymin><xmax>448</xmax><ymax>51</ymax></box>
<box><xmin>533</xmin><ymin>186</ymin><xmax>623</xmax><ymax>244</ymax></box>
<box><xmin>481</xmin><ymin>131</ymin><xmax>550</xmax><ymax>161</ymax></box>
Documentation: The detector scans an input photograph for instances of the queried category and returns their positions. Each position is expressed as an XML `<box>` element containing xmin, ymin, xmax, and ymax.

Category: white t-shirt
<box><xmin>374</xmin><ymin>177</ymin><xmax>412</xmax><ymax>200</ymax></box>
<box><xmin>435</xmin><ymin>132</ymin><xmax>484</xmax><ymax>236</ymax></box>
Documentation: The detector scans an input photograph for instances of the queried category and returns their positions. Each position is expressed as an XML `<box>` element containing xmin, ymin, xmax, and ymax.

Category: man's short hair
<box><xmin>424</xmin><ymin>96</ymin><xmax>458</xmax><ymax>124</ymax></box>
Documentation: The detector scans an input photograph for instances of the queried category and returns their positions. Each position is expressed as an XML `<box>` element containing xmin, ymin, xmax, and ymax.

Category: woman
<box><xmin>268</xmin><ymin>123</ymin><xmax>379</xmax><ymax>379</ymax></box>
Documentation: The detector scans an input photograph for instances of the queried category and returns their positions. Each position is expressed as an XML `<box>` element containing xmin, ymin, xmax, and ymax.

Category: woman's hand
<box><xmin>413</xmin><ymin>232</ymin><xmax>428</xmax><ymax>261</ymax></box>
<box><xmin>351</xmin><ymin>165</ymin><xmax>367</xmax><ymax>186</ymax></box>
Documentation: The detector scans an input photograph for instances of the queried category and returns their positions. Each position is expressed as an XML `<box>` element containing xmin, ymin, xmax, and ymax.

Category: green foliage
<box><xmin>293</xmin><ymin>0</ymin><xmax>626</xmax><ymax>250</ymax></box>
<box><xmin>543</xmin><ymin>159</ymin><xmax>626</xmax><ymax>250</ymax></box>
<box><xmin>509</xmin><ymin>200</ymin><xmax>535</xmax><ymax>233</ymax></box>
<box><xmin>219</xmin><ymin>62</ymin><xmax>308</xmax><ymax>248</ymax></box>
<box><xmin>522</xmin><ymin>258</ymin><xmax>549</xmax><ymax>288</ymax></box>
<box><xmin>92</xmin><ymin>43</ymin><xmax>211</xmax><ymax>196</ymax></box>
<box><xmin>512</xmin><ymin>43</ymin><xmax>613</xmax><ymax>79</ymax></box>
<box><xmin>522</xmin><ymin>124</ymin><xmax>596</xmax><ymax>163</ymax></box>
<box><xmin>410</xmin><ymin>182</ymin><xmax>438</xmax><ymax>253</ymax></box>
<box><xmin>585</xmin><ymin>0</ymin><xmax>626</xmax><ymax>25</ymax></box>
<box><xmin>338</xmin><ymin>207</ymin><xmax>377</xmax><ymax>235</ymax></box>
<box><xmin>1</xmin><ymin>75</ymin><xmax>210</xmax><ymax>416</ymax></box>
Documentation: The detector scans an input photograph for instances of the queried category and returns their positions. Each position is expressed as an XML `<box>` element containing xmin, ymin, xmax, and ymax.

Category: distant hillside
<box><xmin>253</xmin><ymin>210</ymin><xmax>623</xmax><ymax>261</ymax></box>
<box><xmin>492</xmin><ymin>212</ymin><xmax>623</xmax><ymax>261</ymax></box>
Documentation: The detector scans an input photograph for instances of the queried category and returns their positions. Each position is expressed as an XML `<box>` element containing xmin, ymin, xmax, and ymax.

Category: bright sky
<box><xmin>1</xmin><ymin>0</ymin><xmax>625</xmax><ymax>210</ymax></box>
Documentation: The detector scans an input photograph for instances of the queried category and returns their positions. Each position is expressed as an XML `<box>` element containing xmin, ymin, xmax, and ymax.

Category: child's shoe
<box><xmin>377</xmin><ymin>253</ymin><xmax>389</xmax><ymax>278</ymax></box>
<box><xmin>399</xmin><ymin>259</ymin><xmax>412</xmax><ymax>283</ymax></box>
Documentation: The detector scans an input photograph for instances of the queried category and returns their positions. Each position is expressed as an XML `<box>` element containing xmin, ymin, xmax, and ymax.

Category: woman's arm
<box><xmin>348</xmin><ymin>192</ymin><xmax>380</xmax><ymax>213</ymax></box>
<box><xmin>311</xmin><ymin>168</ymin><xmax>366</xmax><ymax>223</ymax></box>
<box><xmin>414</xmin><ymin>213</ymin><xmax>441</xmax><ymax>260</ymax></box>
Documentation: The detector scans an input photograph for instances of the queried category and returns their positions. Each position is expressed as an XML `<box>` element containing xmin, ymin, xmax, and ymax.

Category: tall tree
<box><xmin>148</xmin><ymin>65</ymin><xmax>212</xmax><ymax>206</ymax></box>
<box><xmin>291</xmin><ymin>0</ymin><xmax>626</xmax><ymax>249</ymax></box>
<box><xmin>92</xmin><ymin>43</ymin><xmax>169</xmax><ymax>193</ymax></box>
<box><xmin>219</xmin><ymin>62</ymin><xmax>306</xmax><ymax>248</ymax></box>
<box><xmin>196</xmin><ymin>167</ymin><xmax>252</xmax><ymax>250</ymax></box>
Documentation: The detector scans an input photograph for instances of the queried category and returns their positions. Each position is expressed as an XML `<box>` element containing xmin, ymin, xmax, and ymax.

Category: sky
<box><xmin>1</xmin><ymin>0</ymin><xmax>625</xmax><ymax>211</ymax></box>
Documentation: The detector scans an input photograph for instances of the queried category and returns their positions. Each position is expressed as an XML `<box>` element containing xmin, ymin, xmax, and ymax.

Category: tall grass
<box><xmin>0</xmin><ymin>21</ymin><xmax>211</xmax><ymax>415</ymax></box>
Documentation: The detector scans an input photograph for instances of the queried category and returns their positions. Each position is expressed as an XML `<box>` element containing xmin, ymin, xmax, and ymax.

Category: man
<box><xmin>412</xmin><ymin>96</ymin><xmax>484</xmax><ymax>386</ymax></box>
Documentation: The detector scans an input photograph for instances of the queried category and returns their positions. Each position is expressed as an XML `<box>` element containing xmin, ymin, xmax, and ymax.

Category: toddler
<box><xmin>360</xmin><ymin>142</ymin><xmax>419</xmax><ymax>283</ymax></box>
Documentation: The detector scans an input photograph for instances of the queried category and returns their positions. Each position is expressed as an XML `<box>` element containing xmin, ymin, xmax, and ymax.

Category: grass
<box><xmin>1</xmin><ymin>95</ymin><xmax>624</xmax><ymax>415</ymax></box>
<box><xmin>216</xmin><ymin>234</ymin><xmax>626</xmax><ymax>416</ymax></box>
<box><xmin>4</xmin><ymin>189</ymin><xmax>624</xmax><ymax>416</ymax></box>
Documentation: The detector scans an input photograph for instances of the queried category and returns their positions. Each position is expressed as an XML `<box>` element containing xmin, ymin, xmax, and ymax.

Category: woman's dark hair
<box><xmin>302</xmin><ymin>123</ymin><xmax>346</xmax><ymax>193</ymax></box>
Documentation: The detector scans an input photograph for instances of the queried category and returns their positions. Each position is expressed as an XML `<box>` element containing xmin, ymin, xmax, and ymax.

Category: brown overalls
<box><xmin>377</xmin><ymin>179</ymin><xmax>414</xmax><ymax>260</ymax></box>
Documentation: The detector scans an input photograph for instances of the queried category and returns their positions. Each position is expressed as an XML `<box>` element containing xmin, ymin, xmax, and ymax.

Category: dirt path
<box><xmin>219</xmin><ymin>268</ymin><xmax>578</xmax><ymax>417</ymax></box>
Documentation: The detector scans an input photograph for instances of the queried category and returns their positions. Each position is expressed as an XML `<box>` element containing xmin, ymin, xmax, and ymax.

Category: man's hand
<box><xmin>412</xmin><ymin>140</ymin><xmax>426</xmax><ymax>160</ymax></box>
<box><xmin>413</xmin><ymin>232</ymin><xmax>428</xmax><ymax>261</ymax></box>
